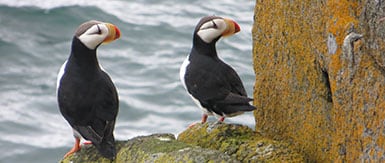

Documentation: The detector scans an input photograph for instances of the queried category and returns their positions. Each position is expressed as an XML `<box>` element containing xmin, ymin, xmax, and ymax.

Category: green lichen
<box><xmin>60</xmin><ymin>123</ymin><xmax>303</xmax><ymax>162</ymax></box>
<box><xmin>178</xmin><ymin>122</ymin><xmax>305</xmax><ymax>162</ymax></box>
<box><xmin>60</xmin><ymin>133</ymin><xmax>238</xmax><ymax>163</ymax></box>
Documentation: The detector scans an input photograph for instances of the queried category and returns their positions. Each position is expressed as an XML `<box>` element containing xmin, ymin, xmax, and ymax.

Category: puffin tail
<box><xmin>95</xmin><ymin>120</ymin><xmax>117</xmax><ymax>160</ymax></box>
<box><xmin>94</xmin><ymin>136</ymin><xmax>116</xmax><ymax>160</ymax></box>
<box><xmin>237</xmin><ymin>104</ymin><xmax>257</xmax><ymax>111</ymax></box>
<box><xmin>219</xmin><ymin>104</ymin><xmax>256</xmax><ymax>117</ymax></box>
<box><xmin>76</xmin><ymin>121</ymin><xmax>117</xmax><ymax>160</ymax></box>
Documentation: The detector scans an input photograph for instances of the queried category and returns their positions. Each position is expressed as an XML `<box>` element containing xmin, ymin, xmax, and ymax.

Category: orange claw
<box><xmin>63</xmin><ymin>137</ymin><xmax>81</xmax><ymax>158</ymax></box>
<box><xmin>188</xmin><ymin>122</ymin><xmax>199</xmax><ymax>128</ymax></box>
<box><xmin>188</xmin><ymin>114</ymin><xmax>209</xmax><ymax>128</ymax></box>
<box><xmin>83</xmin><ymin>141</ymin><xmax>92</xmax><ymax>145</ymax></box>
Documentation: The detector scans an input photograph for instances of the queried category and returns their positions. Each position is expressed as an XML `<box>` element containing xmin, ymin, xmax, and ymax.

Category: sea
<box><xmin>0</xmin><ymin>0</ymin><xmax>256</xmax><ymax>162</ymax></box>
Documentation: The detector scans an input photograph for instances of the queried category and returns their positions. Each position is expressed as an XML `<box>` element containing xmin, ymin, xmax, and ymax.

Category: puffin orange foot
<box><xmin>188</xmin><ymin>122</ymin><xmax>200</xmax><ymax>128</ymax></box>
<box><xmin>188</xmin><ymin>114</ymin><xmax>209</xmax><ymax>128</ymax></box>
<box><xmin>63</xmin><ymin>137</ymin><xmax>81</xmax><ymax>158</ymax></box>
<box><xmin>63</xmin><ymin>147</ymin><xmax>80</xmax><ymax>158</ymax></box>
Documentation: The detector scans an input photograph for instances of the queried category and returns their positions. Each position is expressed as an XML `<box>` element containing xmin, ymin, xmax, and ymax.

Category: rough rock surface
<box><xmin>60</xmin><ymin>123</ymin><xmax>304</xmax><ymax>162</ymax></box>
<box><xmin>178</xmin><ymin>122</ymin><xmax>304</xmax><ymax>162</ymax></box>
<box><xmin>60</xmin><ymin>133</ymin><xmax>238</xmax><ymax>163</ymax></box>
<box><xmin>253</xmin><ymin>0</ymin><xmax>385</xmax><ymax>162</ymax></box>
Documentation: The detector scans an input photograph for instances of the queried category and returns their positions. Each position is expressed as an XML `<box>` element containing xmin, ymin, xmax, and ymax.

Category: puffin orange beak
<box><xmin>103</xmin><ymin>23</ymin><xmax>121</xmax><ymax>44</ymax></box>
<box><xmin>222</xmin><ymin>18</ymin><xmax>241</xmax><ymax>37</ymax></box>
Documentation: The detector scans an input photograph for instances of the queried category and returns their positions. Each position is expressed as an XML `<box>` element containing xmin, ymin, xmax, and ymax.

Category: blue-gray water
<box><xmin>0</xmin><ymin>1</ymin><xmax>255</xmax><ymax>162</ymax></box>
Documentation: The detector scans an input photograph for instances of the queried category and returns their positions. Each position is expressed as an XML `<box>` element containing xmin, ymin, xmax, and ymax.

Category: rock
<box><xmin>60</xmin><ymin>133</ymin><xmax>237</xmax><ymax>163</ymax></box>
<box><xmin>60</xmin><ymin>123</ymin><xmax>304</xmax><ymax>162</ymax></box>
<box><xmin>178</xmin><ymin>122</ymin><xmax>305</xmax><ymax>162</ymax></box>
<box><xmin>253</xmin><ymin>0</ymin><xmax>385</xmax><ymax>162</ymax></box>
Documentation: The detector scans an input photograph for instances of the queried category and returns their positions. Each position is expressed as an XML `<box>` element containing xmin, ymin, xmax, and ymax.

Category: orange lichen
<box><xmin>253</xmin><ymin>1</ymin><xmax>332</xmax><ymax>161</ymax></box>
<box><xmin>326</xmin><ymin>1</ymin><xmax>360</xmax><ymax>44</ymax></box>
<box><xmin>251</xmin><ymin>0</ymin><xmax>385</xmax><ymax>162</ymax></box>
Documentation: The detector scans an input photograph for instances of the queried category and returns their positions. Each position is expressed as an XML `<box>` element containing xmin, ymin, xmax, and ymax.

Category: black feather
<box><xmin>182</xmin><ymin>16</ymin><xmax>256</xmax><ymax>117</ymax></box>
<box><xmin>58</xmin><ymin>36</ymin><xmax>118</xmax><ymax>159</ymax></box>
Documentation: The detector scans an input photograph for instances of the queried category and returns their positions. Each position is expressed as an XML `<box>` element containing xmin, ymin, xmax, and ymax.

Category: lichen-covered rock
<box><xmin>60</xmin><ymin>133</ymin><xmax>237</xmax><ymax>163</ymax></box>
<box><xmin>253</xmin><ymin>0</ymin><xmax>385</xmax><ymax>162</ymax></box>
<box><xmin>178</xmin><ymin>122</ymin><xmax>304</xmax><ymax>162</ymax></box>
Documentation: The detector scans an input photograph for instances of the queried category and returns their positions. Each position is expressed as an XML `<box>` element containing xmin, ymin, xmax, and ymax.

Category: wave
<box><xmin>0</xmin><ymin>1</ymin><xmax>256</xmax><ymax>162</ymax></box>
<box><xmin>0</xmin><ymin>0</ymin><xmax>108</xmax><ymax>9</ymax></box>
<box><xmin>0</xmin><ymin>0</ymin><xmax>196</xmax><ymax>26</ymax></box>
<box><xmin>0</xmin><ymin>0</ymin><xmax>254</xmax><ymax>27</ymax></box>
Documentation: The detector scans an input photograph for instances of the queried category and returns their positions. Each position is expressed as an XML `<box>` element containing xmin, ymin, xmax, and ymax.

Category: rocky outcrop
<box><xmin>60</xmin><ymin>133</ymin><xmax>237</xmax><ymax>163</ymax></box>
<box><xmin>253</xmin><ymin>0</ymin><xmax>385</xmax><ymax>162</ymax></box>
<box><xmin>178</xmin><ymin>122</ymin><xmax>304</xmax><ymax>162</ymax></box>
<box><xmin>60</xmin><ymin>123</ymin><xmax>304</xmax><ymax>162</ymax></box>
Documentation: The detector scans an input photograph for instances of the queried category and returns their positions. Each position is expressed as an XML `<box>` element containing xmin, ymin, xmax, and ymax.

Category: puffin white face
<box><xmin>75</xmin><ymin>20</ymin><xmax>121</xmax><ymax>50</ymax></box>
<box><xmin>196</xmin><ymin>18</ymin><xmax>240</xmax><ymax>43</ymax></box>
<box><xmin>78</xmin><ymin>24</ymin><xmax>110</xmax><ymax>50</ymax></box>
<box><xmin>197</xmin><ymin>19</ymin><xmax>227</xmax><ymax>43</ymax></box>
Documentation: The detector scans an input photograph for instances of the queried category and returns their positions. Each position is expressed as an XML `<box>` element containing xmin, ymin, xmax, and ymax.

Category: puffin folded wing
<box><xmin>211</xmin><ymin>92</ymin><xmax>256</xmax><ymax>116</ymax></box>
<box><xmin>224</xmin><ymin>63</ymin><xmax>249</xmax><ymax>97</ymax></box>
<box><xmin>73</xmin><ymin>109</ymin><xmax>114</xmax><ymax>145</ymax></box>
<box><xmin>218</xmin><ymin>92</ymin><xmax>253</xmax><ymax>104</ymax></box>
<box><xmin>74</xmin><ymin>119</ymin><xmax>117</xmax><ymax>159</ymax></box>
<box><xmin>94</xmin><ymin>71</ymin><xmax>119</xmax><ymax>121</ymax></box>
<box><xmin>75</xmin><ymin>125</ymin><xmax>103</xmax><ymax>144</ymax></box>
<box><xmin>219</xmin><ymin>104</ymin><xmax>256</xmax><ymax>117</ymax></box>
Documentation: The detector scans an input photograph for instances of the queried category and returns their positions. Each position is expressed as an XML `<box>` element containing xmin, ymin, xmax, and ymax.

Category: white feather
<box><xmin>78</xmin><ymin>24</ymin><xmax>109</xmax><ymax>50</ymax></box>
<box><xmin>56</xmin><ymin>60</ymin><xmax>67</xmax><ymax>94</ymax></box>
<box><xmin>196</xmin><ymin>19</ymin><xmax>226</xmax><ymax>43</ymax></box>
<box><xmin>179</xmin><ymin>55</ymin><xmax>212</xmax><ymax>115</ymax></box>
<box><xmin>179</xmin><ymin>55</ymin><xmax>190</xmax><ymax>89</ymax></box>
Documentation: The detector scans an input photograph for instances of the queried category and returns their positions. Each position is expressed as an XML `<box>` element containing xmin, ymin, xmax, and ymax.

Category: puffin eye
<box><xmin>212</xmin><ymin>20</ymin><xmax>218</xmax><ymax>29</ymax></box>
<box><xmin>200</xmin><ymin>20</ymin><xmax>219</xmax><ymax>30</ymax></box>
<box><xmin>96</xmin><ymin>25</ymin><xmax>102</xmax><ymax>34</ymax></box>
<box><xmin>89</xmin><ymin>25</ymin><xmax>102</xmax><ymax>35</ymax></box>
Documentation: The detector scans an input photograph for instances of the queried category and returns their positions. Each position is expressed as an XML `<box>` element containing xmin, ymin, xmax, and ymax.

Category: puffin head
<box><xmin>75</xmin><ymin>20</ymin><xmax>121</xmax><ymax>50</ymax></box>
<box><xmin>194</xmin><ymin>16</ymin><xmax>240</xmax><ymax>44</ymax></box>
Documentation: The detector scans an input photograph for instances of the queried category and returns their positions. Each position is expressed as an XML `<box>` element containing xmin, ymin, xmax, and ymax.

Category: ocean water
<box><xmin>0</xmin><ymin>0</ymin><xmax>256</xmax><ymax>162</ymax></box>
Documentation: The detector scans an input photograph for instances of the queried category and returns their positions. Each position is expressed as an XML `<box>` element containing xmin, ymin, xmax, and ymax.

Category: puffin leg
<box><xmin>213</xmin><ymin>117</ymin><xmax>225</xmax><ymax>125</ymax></box>
<box><xmin>64</xmin><ymin>137</ymin><xmax>81</xmax><ymax>158</ymax></box>
<box><xmin>201</xmin><ymin>114</ymin><xmax>208</xmax><ymax>123</ymax></box>
<box><xmin>188</xmin><ymin>114</ymin><xmax>208</xmax><ymax>128</ymax></box>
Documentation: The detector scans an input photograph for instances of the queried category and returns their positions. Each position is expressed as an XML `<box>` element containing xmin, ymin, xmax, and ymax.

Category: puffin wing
<box><xmin>92</xmin><ymin>71</ymin><xmax>119</xmax><ymax>121</ymax></box>
<box><xmin>223</xmin><ymin>63</ymin><xmax>248</xmax><ymax>97</ymax></box>
<box><xmin>218</xmin><ymin>64</ymin><xmax>255</xmax><ymax>113</ymax></box>
<box><xmin>187</xmin><ymin>62</ymin><xmax>249</xmax><ymax>101</ymax></box>
<box><xmin>75</xmin><ymin>71</ymin><xmax>119</xmax><ymax>143</ymax></box>
<box><xmin>185</xmin><ymin>61</ymin><xmax>254</xmax><ymax>115</ymax></box>
<box><xmin>185</xmin><ymin>63</ymin><xmax>229</xmax><ymax>103</ymax></box>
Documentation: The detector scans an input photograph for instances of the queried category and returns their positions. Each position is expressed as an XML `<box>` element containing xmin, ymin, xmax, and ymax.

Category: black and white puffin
<box><xmin>180</xmin><ymin>16</ymin><xmax>256</xmax><ymax>125</ymax></box>
<box><xmin>56</xmin><ymin>20</ymin><xmax>120</xmax><ymax>160</ymax></box>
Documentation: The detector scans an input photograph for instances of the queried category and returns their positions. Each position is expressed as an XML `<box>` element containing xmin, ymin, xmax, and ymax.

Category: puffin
<box><xmin>179</xmin><ymin>16</ymin><xmax>256</xmax><ymax>125</ymax></box>
<box><xmin>56</xmin><ymin>20</ymin><xmax>120</xmax><ymax>160</ymax></box>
